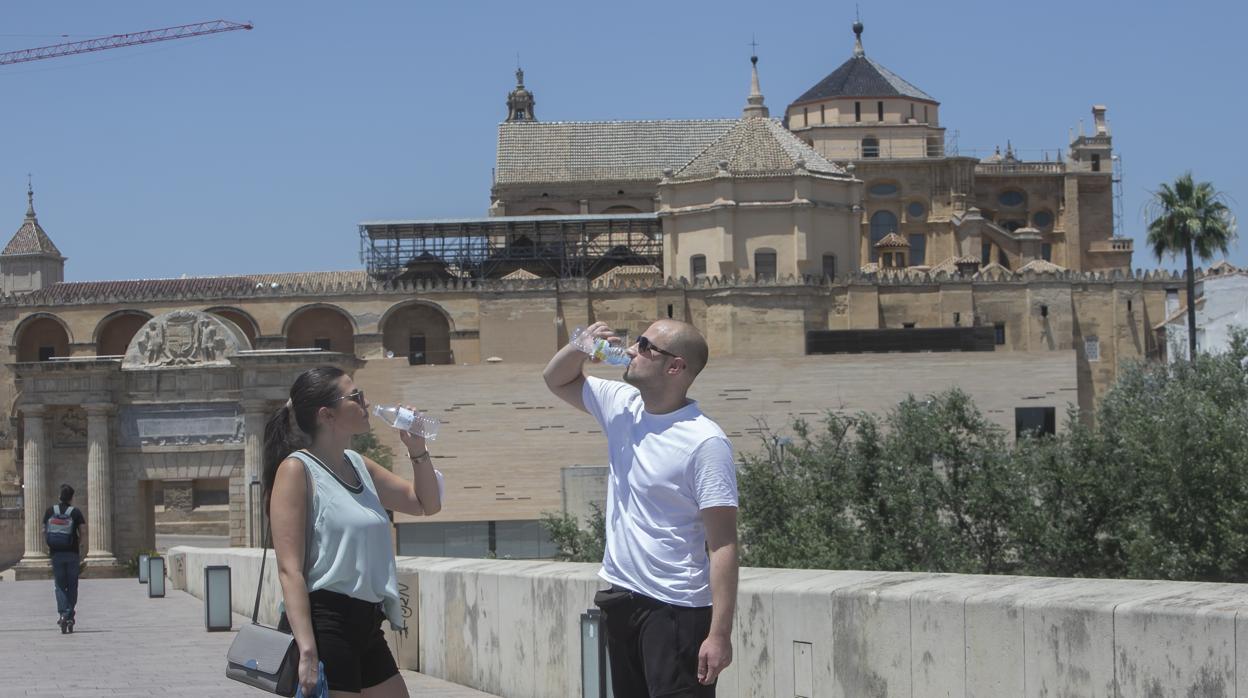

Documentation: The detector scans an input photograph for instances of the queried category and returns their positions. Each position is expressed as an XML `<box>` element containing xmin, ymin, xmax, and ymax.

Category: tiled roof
<box><xmin>673</xmin><ymin>118</ymin><xmax>847</xmax><ymax>180</ymax></box>
<box><xmin>495</xmin><ymin>120</ymin><xmax>737</xmax><ymax>184</ymax></box>
<box><xmin>928</xmin><ymin>256</ymin><xmax>983</xmax><ymax>275</ymax></box>
<box><xmin>873</xmin><ymin>232</ymin><xmax>909</xmax><ymax>249</ymax></box>
<box><xmin>592</xmin><ymin>264</ymin><xmax>661</xmax><ymax>284</ymax></box>
<box><xmin>17</xmin><ymin>270</ymin><xmax>370</xmax><ymax>304</ymax></box>
<box><xmin>975</xmin><ymin>262</ymin><xmax>1014</xmax><ymax>279</ymax></box>
<box><xmin>1018</xmin><ymin>259</ymin><xmax>1067</xmax><ymax>274</ymax></box>
<box><xmin>3</xmin><ymin>215</ymin><xmax>61</xmax><ymax>257</ymax></box>
<box><xmin>501</xmin><ymin>268</ymin><xmax>541</xmax><ymax>280</ymax></box>
<box><xmin>792</xmin><ymin>55</ymin><xmax>935</xmax><ymax>105</ymax></box>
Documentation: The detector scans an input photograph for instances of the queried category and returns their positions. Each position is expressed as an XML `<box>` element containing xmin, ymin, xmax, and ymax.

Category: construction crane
<box><xmin>0</xmin><ymin>20</ymin><xmax>252</xmax><ymax>67</ymax></box>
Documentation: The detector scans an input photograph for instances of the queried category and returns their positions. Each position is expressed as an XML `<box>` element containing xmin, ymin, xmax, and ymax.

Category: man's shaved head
<box><xmin>652</xmin><ymin>320</ymin><xmax>709</xmax><ymax>379</ymax></box>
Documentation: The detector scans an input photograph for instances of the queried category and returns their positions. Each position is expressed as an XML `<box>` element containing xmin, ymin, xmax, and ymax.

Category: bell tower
<box><xmin>1</xmin><ymin>181</ymin><xmax>65</xmax><ymax>295</ymax></box>
<box><xmin>506</xmin><ymin>67</ymin><xmax>536</xmax><ymax>122</ymax></box>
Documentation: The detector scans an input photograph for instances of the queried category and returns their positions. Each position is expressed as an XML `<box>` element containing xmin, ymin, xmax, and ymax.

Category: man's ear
<box><xmin>668</xmin><ymin>357</ymin><xmax>687</xmax><ymax>375</ymax></box>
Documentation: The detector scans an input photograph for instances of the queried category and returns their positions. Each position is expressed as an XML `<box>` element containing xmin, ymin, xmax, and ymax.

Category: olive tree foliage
<box><xmin>740</xmin><ymin>331</ymin><xmax>1248</xmax><ymax>582</ymax></box>
<box><xmin>540</xmin><ymin>503</ymin><xmax>607</xmax><ymax>563</ymax></box>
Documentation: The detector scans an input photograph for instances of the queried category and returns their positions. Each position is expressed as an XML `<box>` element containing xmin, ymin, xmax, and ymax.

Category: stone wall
<box><xmin>171</xmin><ymin>548</ymin><xmax>1248</xmax><ymax>698</ymax></box>
<box><xmin>1</xmin><ymin>272</ymin><xmax>1188</xmax><ymax>518</ymax></box>
<box><xmin>353</xmin><ymin>351</ymin><xmax>1077</xmax><ymax>525</ymax></box>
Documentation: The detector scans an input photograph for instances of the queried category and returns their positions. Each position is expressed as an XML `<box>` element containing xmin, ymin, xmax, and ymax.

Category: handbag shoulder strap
<box><xmin>250</xmin><ymin>456</ymin><xmax>314</xmax><ymax>625</ymax></box>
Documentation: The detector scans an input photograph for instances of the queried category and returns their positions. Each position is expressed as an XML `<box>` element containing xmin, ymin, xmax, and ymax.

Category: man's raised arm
<box><xmin>544</xmin><ymin>320</ymin><xmax>616</xmax><ymax>413</ymax></box>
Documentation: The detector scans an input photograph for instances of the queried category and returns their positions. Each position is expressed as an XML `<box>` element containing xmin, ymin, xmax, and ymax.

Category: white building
<box><xmin>1159</xmin><ymin>263</ymin><xmax>1248</xmax><ymax>362</ymax></box>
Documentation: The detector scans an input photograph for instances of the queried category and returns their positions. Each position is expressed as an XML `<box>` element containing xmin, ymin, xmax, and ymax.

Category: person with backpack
<box><xmin>43</xmin><ymin>483</ymin><xmax>86</xmax><ymax>634</ymax></box>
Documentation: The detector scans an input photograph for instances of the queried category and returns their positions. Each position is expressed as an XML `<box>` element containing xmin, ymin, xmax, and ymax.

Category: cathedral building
<box><xmin>490</xmin><ymin>21</ymin><xmax>1132</xmax><ymax>279</ymax></box>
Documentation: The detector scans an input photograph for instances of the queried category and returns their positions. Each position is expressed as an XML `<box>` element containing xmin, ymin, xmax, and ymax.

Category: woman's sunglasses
<box><xmin>637</xmin><ymin>336</ymin><xmax>679</xmax><ymax>359</ymax></box>
<box><xmin>332</xmin><ymin>389</ymin><xmax>366</xmax><ymax>406</ymax></box>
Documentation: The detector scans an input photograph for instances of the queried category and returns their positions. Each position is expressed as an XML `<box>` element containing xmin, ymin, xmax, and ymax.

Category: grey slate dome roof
<box><xmin>791</xmin><ymin>22</ymin><xmax>935</xmax><ymax>106</ymax></box>
<box><xmin>673</xmin><ymin>118</ymin><xmax>848</xmax><ymax>180</ymax></box>
<box><xmin>793</xmin><ymin>55</ymin><xmax>935</xmax><ymax>105</ymax></box>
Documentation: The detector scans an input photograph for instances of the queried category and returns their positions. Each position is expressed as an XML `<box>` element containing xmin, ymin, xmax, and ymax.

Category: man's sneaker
<box><xmin>65</xmin><ymin>619</ymin><xmax>74</xmax><ymax>634</ymax></box>
<box><xmin>58</xmin><ymin>617</ymin><xmax>67</xmax><ymax>634</ymax></box>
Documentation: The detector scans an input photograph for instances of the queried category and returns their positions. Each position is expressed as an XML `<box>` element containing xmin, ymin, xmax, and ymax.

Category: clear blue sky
<box><xmin>1</xmin><ymin>1</ymin><xmax>1243</xmax><ymax>281</ymax></box>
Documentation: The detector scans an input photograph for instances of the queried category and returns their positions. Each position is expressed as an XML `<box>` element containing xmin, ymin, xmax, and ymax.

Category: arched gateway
<box><xmin>9</xmin><ymin>309</ymin><xmax>361</xmax><ymax>580</ymax></box>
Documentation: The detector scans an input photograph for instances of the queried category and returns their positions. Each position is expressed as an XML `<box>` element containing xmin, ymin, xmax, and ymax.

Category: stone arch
<box><xmin>204</xmin><ymin>306</ymin><xmax>259</xmax><ymax>347</ymax></box>
<box><xmin>380</xmin><ymin>300</ymin><xmax>454</xmax><ymax>365</ymax></box>
<box><xmin>283</xmin><ymin>304</ymin><xmax>356</xmax><ymax>355</ymax></box>
<box><xmin>94</xmin><ymin>310</ymin><xmax>154</xmax><ymax>357</ymax></box>
<box><xmin>14</xmin><ymin>313</ymin><xmax>71</xmax><ymax>362</ymax></box>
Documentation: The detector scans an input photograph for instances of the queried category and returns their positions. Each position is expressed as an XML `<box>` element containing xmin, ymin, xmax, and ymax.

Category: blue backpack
<box><xmin>45</xmin><ymin>505</ymin><xmax>76</xmax><ymax>550</ymax></box>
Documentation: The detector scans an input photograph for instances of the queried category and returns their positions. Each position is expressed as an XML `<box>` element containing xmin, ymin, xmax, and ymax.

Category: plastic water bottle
<box><xmin>372</xmin><ymin>405</ymin><xmax>440</xmax><ymax>441</ymax></box>
<box><xmin>570</xmin><ymin>326</ymin><xmax>630</xmax><ymax>366</ymax></box>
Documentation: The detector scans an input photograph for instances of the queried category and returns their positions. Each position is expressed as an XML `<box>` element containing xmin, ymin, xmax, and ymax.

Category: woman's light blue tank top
<box><xmin>290</xmin><ymin>449</ymin><xmax>404</xmax><ymax>630</ymax></box>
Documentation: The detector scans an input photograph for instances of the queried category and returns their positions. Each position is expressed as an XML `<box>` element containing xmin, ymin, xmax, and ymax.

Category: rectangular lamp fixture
<box><xmin>205</xmin><ymin>566</ymin><xmax>232</xmax><ymax>631</ymax></box>
<box><xmin>147</xmin><ymin>556</ymin><xmax>166</xmax><ymax>598</ymax></box>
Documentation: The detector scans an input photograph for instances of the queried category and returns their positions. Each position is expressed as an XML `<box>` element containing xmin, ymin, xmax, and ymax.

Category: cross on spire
<box><xmin>25</xmin><ymin>174</ymin><xmax>35</xmax><ymax>219</ymax></box>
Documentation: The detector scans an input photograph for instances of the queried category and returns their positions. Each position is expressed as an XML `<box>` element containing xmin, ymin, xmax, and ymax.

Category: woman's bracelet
<box><xmin>409</xmin><ymin>450</ymin><xmax>430</xmax><ymax>461</ymax></box>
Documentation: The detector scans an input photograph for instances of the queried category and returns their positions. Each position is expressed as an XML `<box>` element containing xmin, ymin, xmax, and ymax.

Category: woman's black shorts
<box><xmin>307</xmin><ymin>589</ymin><xmax>400</xmax><ymax>692</ymax></box>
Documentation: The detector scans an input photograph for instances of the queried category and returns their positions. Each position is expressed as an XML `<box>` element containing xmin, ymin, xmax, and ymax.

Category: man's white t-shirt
<box><xmin>582</xmin><ymin>376</ymin><xmax>738</xmax><ymax>607</ymax></box>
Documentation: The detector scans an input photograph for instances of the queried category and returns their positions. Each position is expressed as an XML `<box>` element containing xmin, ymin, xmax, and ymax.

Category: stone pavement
<box><xmin>0</xmin><ymin>577</ymin><xmax>497</xmax><ymax>697</ymax></box>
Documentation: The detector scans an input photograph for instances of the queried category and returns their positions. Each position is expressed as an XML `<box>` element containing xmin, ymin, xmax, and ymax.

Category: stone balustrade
<box><xmin>169</xmin><ymin>547</ymin><xmax>1248</xmax><ymax>698</ymax></box>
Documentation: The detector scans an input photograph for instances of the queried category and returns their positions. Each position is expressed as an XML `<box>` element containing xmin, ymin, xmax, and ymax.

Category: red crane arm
<box><xmin>0</xmin><ymin>19</ymin><xmax>252</xmax><ymax>66</ymax></box>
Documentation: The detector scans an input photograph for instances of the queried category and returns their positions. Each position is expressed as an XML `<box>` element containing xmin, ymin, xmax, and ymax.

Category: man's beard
<box><xmin>622</xmin><ymin>362</ymin><xmax>640</xmax><ymax>386</ymax></box>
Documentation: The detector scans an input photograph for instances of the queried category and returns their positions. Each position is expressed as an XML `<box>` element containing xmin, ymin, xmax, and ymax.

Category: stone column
<box><xmin>84</xmin><ymin>404</ymin><xmax>117</xmax><ymax>566</ymax></box>
<box><xmin>18</xmin><ymin>405</ymin><xmax>48</xmax><ymax>567</ymax></box>
<box><xmin>242</xmin><ymin>400</ymin><xmax>270</xmax><ymax>547</ymax></box>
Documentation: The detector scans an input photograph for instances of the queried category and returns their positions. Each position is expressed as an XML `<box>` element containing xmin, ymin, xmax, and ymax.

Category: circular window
<box><xmin>1033</xmin><ymin>210</ymin><xmax>1054</xmax><ymax>228</ymax></box>
<box><xmin>907</xmin><ymin>201</ymin><xmax>926</xmax><ymax>219</ymax></box>
<box><xmin>869</xmin><ymin>182</ymin><xmax>899</xmax><ymax>197</ymax></box>
<box><xmin>998</xmin><ymin>191</ymin><xmax>1025</xmax><ymax>207</ymax></box>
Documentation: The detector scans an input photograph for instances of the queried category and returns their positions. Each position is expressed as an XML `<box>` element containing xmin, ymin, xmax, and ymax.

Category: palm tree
<box><xmin>1146</xmin><ymin>172</ymin><xmax>1237</xmax><ymax>359</ymax></box>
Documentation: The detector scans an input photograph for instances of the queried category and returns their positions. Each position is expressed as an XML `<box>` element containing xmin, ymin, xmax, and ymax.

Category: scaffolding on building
<box><xmin>358</xmin><ymin>213</ymin><xmax>663</xmax><ymax>281</ymax></box>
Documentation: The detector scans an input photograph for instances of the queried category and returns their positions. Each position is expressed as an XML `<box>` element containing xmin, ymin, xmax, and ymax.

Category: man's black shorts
<box><xmin>595</xmin><ymin>585</ymin><xmax>716</xmax><ymax>697</ymax></box>
<box><xmin>306</xmin><ymin>589</ymin><xmax>400</xmax><ymax>692</ymax></box>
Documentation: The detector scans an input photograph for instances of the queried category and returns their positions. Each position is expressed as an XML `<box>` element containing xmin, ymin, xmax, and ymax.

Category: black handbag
<box><xmin>225</xmin><ymin>525</ymin><xmax>300</xmax><ymax>696</ymax></box>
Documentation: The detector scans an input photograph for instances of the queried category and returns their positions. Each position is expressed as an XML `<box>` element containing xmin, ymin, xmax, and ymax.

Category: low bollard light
<box><xmin>580</xmin><ymin>609</ymin><xmax>613</xmax><ymax>698</ymax></box>
<box><xmin>138</xmin><ymin>553</ymin><xmax>150</xmax><ymax>584</ymax></box>
<box><xmin>205</xmin><ymin>565</ymin><xmax>232</xmax><ymax>631</ymax></box>
<box><xmin>147</xmin><ymin>556</ymin><xmax>166</xmax><ymax>598</ymax></box>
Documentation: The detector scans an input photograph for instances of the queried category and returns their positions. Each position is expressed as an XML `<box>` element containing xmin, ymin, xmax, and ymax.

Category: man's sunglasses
<box><xmin>637</xmin><ymin>336</ymin><xmax>679</xmax><ymax>359</ymax></box>
<box><xmin>332</xmin><ymin>389</ymin><xmax>366</xmax><ymax>406</ymax></box>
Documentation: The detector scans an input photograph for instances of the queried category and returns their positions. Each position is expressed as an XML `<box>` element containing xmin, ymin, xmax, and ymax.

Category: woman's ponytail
<box><xmin>261</xmin><ymin>366</ymin><xmax>346</xmax><ymax>513</ymax></box>
<box><xmin>261</xmin><ymin>404</ymin><xmax>299</xmax><ymax>514</ymax></box>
